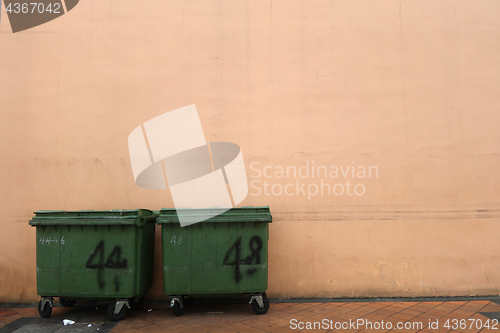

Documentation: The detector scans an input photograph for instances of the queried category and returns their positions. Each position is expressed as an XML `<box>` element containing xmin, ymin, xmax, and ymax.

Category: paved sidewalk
<box><xmin>2</xmin><ymin>299</ymin><xmax>500</xmax><ymax>332</ymax></box>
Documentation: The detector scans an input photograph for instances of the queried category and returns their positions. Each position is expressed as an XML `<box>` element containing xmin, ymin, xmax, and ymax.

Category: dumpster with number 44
<box><xmin>157</xmin><ymin>206</ymin><xmax>272</xmax><ymax>316</ymax></box>
<box><xmin>29</xmin><ymin>209</ymin><xmax>156</xmax><ymax>321</ymax></box>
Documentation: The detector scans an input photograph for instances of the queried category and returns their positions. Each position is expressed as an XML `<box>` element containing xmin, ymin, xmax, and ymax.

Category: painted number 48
<box><xmin>170</xmin><ymin>235</ymin><xmax>182</xmax><ymax>246</ymax></box>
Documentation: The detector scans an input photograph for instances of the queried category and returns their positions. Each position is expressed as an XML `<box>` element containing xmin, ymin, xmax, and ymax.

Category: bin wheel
<box><xmin>130</xmin><ymin>296</ymin><xmax>145</xmax><ymax>309</ymax></box>
<box><xmin>173</xmin><ymin>302</ymin><xmax>184</xmax><ymax>316</ymax></box>
<box><xmin>60</xmin><ymin>297</ymin><xmax>76</xmax><ymax>307</ymax></box>
<box><xmin>252</xmin><ymin>294</ymin><xmax>269</xmax><ymax>315</ymax></box>
<box><xmin>38</xmin><ymin>300</ymin><xmax>52</xmax><ymax>318</ymax></box>
<box><xmin>107</xmin><ymin>303</ymin><xmax>127</xmax><ymax>321</ymax></box>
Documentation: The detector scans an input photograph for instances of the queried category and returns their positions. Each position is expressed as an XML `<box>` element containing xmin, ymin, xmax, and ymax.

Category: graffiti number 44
<box><xmin>85</xmin><ymin>241</ymin><xmax>128</xmax><ymax>290</ymax></box>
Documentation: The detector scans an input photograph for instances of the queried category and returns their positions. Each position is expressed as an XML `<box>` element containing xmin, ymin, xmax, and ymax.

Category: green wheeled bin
<box><xmin>29</xmin><ymin>209</ymin><xmax>156</xmax><ymax>321</ymax></box>
<box><xmin>157</xmin><ymin>206</ymin><xmax>272</xmax><ymax>316</ymax></box>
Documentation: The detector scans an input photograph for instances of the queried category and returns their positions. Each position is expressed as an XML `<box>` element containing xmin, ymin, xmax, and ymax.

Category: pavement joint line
<box><xmin>4</xmin><ymin>295</ymin><xmax>500</xmax><ymax>308</ymax></box>
<box><xmin>270</xmin><ymin>295</ymin><xmax>500</xmax><ymax>304</ymax></box>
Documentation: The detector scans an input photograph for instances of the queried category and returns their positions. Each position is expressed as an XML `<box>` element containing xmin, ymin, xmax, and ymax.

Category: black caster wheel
<box><xmin>107</xmin><ymin>303</ymin><xmax>128</xmax><ymax>321</ymax></box>
<box><xmin>173</xmin><ymin>302</ymin><xmax>184</xmax><ymax>316</ymax></box>
<box><xmin>59</xmin><ymin>297</ymin><xmax>76</xmax><ymax>307</ymax></box>
<box><xmin>38</xmin><ymin>300</ymin><xmax>52</xmax><ymax>318</ymax></box>
<box><xmin>252</xmin><ymin>294</ymin><xmax>269</xmax><ymax>315</ymax></box>
<box><xmin>130</xmin><ymin>296</ymin><xmax>145</xmax><ymax>309</ymax></box>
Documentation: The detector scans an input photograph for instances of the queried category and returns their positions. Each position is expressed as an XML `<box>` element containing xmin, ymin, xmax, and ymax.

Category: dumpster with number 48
<box><xmin>29</xmin><ymin>209</ymin><xmax>156</xmax><ymax>321</ymax></box>
<box><xmin>157</xmin><ymin>206</ymin><xmax>272</xmax><ymax>316</ymax></box>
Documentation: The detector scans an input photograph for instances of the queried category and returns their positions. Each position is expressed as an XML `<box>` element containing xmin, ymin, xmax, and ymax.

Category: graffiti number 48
<box><xmin>223</xmin><ymin>236</ymin><xmax>263</xmax><ymax>283</ymax></box>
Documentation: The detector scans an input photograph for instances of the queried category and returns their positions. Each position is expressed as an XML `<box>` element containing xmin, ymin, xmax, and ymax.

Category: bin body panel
<box><xmin>36</xmin><ymin>225</ymin><xmax>62</xmax><ymax>295</ymax></box>
<box><xmin>159</xmin><ymin>207</ymin><xmax>271</xmax><ymax>295</ymax></box>
<box><xmin>31</xmin><ymin>210</ymin><xmax>155</xmax><ymax>299</ymax></box>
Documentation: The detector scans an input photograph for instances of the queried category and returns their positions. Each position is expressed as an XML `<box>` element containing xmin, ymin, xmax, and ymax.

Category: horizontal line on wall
<box><xmin>272</xmin><ymin>204</ymin><xmax>500</xmax><ymax>222</ymax></box>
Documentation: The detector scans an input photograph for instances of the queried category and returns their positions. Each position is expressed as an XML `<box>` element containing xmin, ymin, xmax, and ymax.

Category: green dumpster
<box><xmin>29</xmin><ymin>209</ymin><xmax>156</xmax><ymax>320</ymax></box>
<box><xmin>157</xmin><ymin>206</ymin><xmax>272</xmax><ymax>315</ymax></box>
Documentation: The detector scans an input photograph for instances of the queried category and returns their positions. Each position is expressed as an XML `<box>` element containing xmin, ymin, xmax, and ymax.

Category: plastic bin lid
<box><xmin>156</xmin><ymin>206</ymin><xmax>272</xmax><ymax>224</ymax></box>
<box><xmin>29</xmin><ymin>209</ymin><xmax>156</xmax><ymax>226</ymax></box>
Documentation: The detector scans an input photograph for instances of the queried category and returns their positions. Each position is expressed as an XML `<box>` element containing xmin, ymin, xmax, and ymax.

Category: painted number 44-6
<box><xmin>39</xmin><ymin>236</ymin><xmax>65</xmax><ymax>245</ymax></box>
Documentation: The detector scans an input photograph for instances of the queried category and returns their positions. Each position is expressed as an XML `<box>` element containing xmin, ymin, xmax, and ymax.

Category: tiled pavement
<box><xmin>2</xmin><ymin>299</ymin><xmax>500</xmax><ymax>332</ymax></box>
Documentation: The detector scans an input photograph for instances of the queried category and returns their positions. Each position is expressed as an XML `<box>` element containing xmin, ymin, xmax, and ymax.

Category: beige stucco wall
<box><xmin>1</xmin><ymin>0</ymin><xmax>499</xmax><ymax>302</ymax></box>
